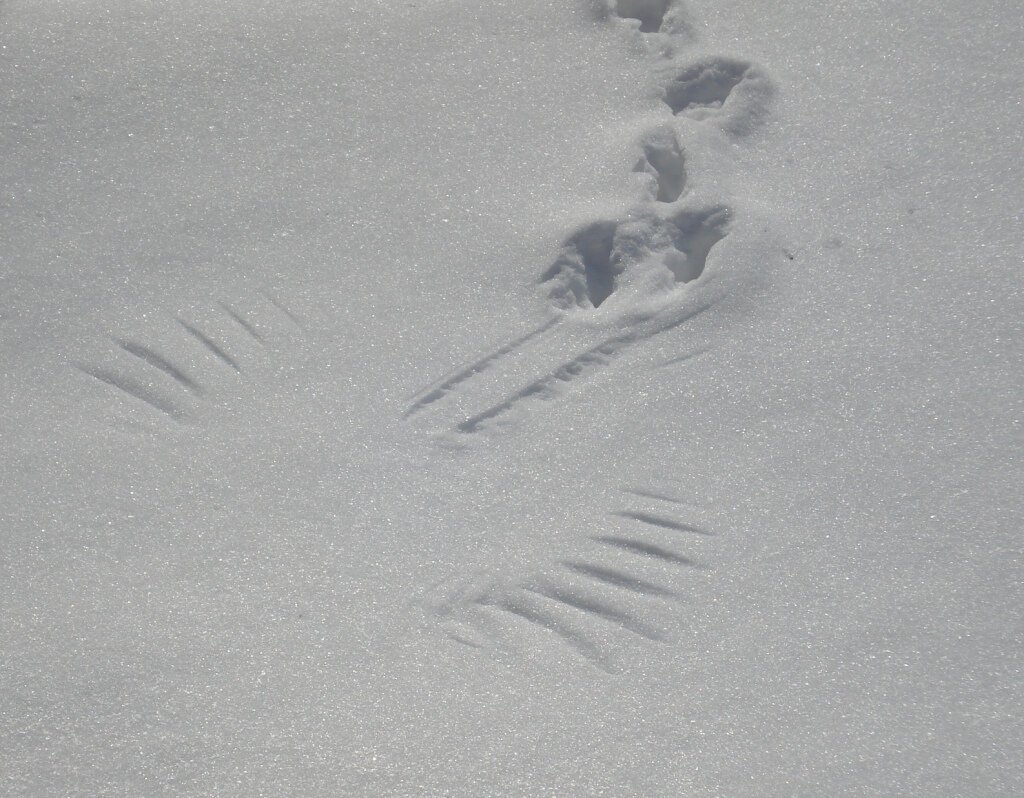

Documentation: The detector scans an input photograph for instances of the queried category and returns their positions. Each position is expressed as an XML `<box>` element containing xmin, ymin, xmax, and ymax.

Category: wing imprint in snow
<box><xmin>74</xmin><ymin>364</ymin><xmax>189</xmax><ymax>422</ymax></box>
<box><xmin>421</xmin><ymin>490</ymin><xmax>713</xmax><ymax>673</ymax></box>
<box><xmin>74</xmin><ymin>290</ymin><xmax>306</xmax><ymax>424</ymax></box>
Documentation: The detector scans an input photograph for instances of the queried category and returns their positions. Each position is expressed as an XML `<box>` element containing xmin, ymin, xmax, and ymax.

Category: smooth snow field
<box><xmin>1</xmin><ymin>0</ymin><xmax>1021</xmax><ymax>795</ymax></box>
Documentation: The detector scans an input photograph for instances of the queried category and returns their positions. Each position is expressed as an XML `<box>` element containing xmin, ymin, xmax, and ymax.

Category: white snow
<box><xmin>1</xmin><ymin>0</ymin><xmax>1021</xmax><ymax>795</ymax></box>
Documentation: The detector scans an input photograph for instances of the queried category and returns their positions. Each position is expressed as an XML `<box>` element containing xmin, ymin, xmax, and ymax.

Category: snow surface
<box><xmin>1</xmin><ymin>0</ymin><xmax>1021</xmax><ymax>795</ymax></box>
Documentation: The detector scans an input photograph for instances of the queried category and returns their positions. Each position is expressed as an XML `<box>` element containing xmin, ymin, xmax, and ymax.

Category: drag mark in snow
<box><xmin>456</xmin><ymin>303</ymin><xmax>713</xmax><ymax>434</ymax></box>
<box><xmin>74</xmin><ymin>364</ymin><xmax>187</xmax><ymax>422</ymax></box>
<box><xmin>407</xmin><ymin>290</ymin><xmax>716</xmax><ymax>435</ymax></box>
<box><xmin>456</xmin><ymin>338</ymin><xmax>620</xmax><ymax>433</ymax></box>
<box><xmin>178</xmin><ymin>320</ymin><xmax>241</xmax><ymax>372</ymax></box>
<box><xmin>611</xmin><ymin>510</ymin><xmax>712</xmax><ymax>536</ymax></box>
<box><xmin>405</xmin><ymin>316</ymin><xmax>561</xmax><ymax>418</ymax></box>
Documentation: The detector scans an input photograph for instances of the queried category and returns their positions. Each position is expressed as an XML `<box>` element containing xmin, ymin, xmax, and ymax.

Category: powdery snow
<box><xmin>1</xmin><ymin>0</ymin><xmax>1021</xmax><ymax>795</ymax></box>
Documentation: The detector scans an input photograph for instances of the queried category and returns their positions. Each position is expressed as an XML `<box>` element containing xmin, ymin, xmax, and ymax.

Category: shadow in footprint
<box><xmin>613</xmin><ymin>0</ymin><xmax>671</xmax><ymax>32</ymax></box>
<box><xmin>542</xmin><ymin>206</ymin><xmax>730</xmax><ymax>309</ymax></box>
<box><xmin>542</xmin><ymin>221</ymin><xmax>620</xmax><ymax>309</ymax></box>
<box><xmin>664</xmin><ymin>207</ymin><xmax>730</xmax><ymax>283</ymax></box>
<box><xmin>634</xmin><ymin>128</ymin><xmax>687</xmax><ymax>203</ymax></box>
<box><xmin>663</xmin><ymin>57</ymin><xmax>773</xmax><ymax>134</ymax></box>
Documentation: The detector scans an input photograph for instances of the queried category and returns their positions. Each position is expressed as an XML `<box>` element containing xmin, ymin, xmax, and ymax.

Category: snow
<box><xmin>1</xmin><ymin>0</ymin><xmax>1021</xmax><ymax>795</ymax></box>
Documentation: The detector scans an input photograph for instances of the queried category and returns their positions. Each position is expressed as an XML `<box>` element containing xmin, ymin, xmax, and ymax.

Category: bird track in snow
<box><xmin>65</xmin><ymin>0</ymin><xmax>776</xmax><ymax>680</ymax></box>
<box><xmin>73</xmin><ymin>291</ymin><xmax>305</xmax><ymax>426</ymax></box>
<box><xmin>414</xmin><ymin>0</ymin><xmax>778</xmax><ymax>673</ymax></box>
<box><xmin>403</xmin><ymin>6</ymin><xmax>778</xmax><ymax>438</ymax></box>
<box><xmin>422</xmin><ymin>489</ymin><xmax>714</xmax><ymax>674</ymax></box>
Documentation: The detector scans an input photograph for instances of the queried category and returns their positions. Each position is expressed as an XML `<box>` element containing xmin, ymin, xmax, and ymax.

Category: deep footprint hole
<box><xmin>543</xmin><ymin>208</ymin><xmax>731</xmax><ymax>309</ymax></box>
<box><xmin>541</xmin><ymin>222</ymin><xmax>619</xmax><ymax>309</ymax></box>
<box><xmin>664</xmin><ymin>207</ymin><xmax>731</xmax><ymax>283</ymax></box>
<box><xmin>663</xmin><ymin>59</ymin><xmax>750</xmax><ymax>115</ymax></box>
<box><xmin>634</xmin><ymin>131</ymin><xmax>687</xmax><ymax>203</ymax></box>
<box><xmin>573</xmin><ymin>221</ymin><xmax>619</xmax><ymax>308</ymax></box>
<box><xmin>614</xmin><ymin>0</ymin><xmax>671</xmax><ymax>32</ymax></box>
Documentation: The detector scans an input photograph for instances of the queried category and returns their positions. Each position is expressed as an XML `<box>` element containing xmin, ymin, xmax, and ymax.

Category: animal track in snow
<box><xmin>455</xmin><ymin>301</ymin><xmax>712</xmax><ymax>434</ymax></box>
<box><xmin>663</xmin><ymin>206</ymin><xmax>731</xmax><ymax>282</ymax></box>
<box><xmin>543</xmin><ymin>220</ymin><xmax>619</xmax><ymax>309</ymax></box>
<box><xmin>610</xmin><ymin>0</ymin><xmax>672</xmax><ymax>33</ymax></box>
<box><xmin>404</xmin><ymin>317</ymin><xmax>561</xmax><ymax>419</ymax></box>
<box><xmin>404</xmin><ymin>202</ymin><xmax>729</xmax><ymax>434</ymax></box>
<box><xmin>662</xmin><ymin>57</ymin><xmax>773</xmax><ymax>133</ymax></box>
<box><xmin>73</xmin><ymin>291</ymin><xmax>305</xmax><ymax>425</ymax></box>
<box><xmin>422</xmin><ymin>490</ymin><xmax>713</xmax><ymax>673</ymax></box>
<box><xmin>633</xmin><ymin>126</ymin><xmax>687</xmax><ymax>203</ymax></box>
<box><xmin>542</xmin><ymin>205</ymin><xmax>731</xmax><ymax>310</ymax></box>
<box><xmin>404</xmin><ymin>2</ymin><xmax>776</xmax><ymax>440</ymax></box>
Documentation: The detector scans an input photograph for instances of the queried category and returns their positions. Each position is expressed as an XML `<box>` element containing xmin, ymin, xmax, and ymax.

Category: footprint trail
<box><xmin>404</xmin><ymin>1</ymin><xmax>776</xmax><ymax>439</ymax></box>
<box><xmin>413</xmin><ymin>0</ymin><xmax>780</xmax><ymax>674</ymax></box>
